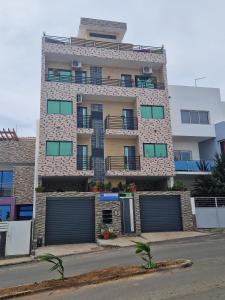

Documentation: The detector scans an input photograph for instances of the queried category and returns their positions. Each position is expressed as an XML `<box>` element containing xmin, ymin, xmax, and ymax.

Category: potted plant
<box><xmin>102</xmin><ymin>224</ymin><xmax>110</xmax><ymax>240</ymax></box>
<box><xmin>88</xmin><ymin>181</ymin><xmax>98</xmax><ymax>192</ymax></box>
<box><xmin>128</xmin><ymin>183</ymin><xmax>137</xmax><ymax>192</ymax></box>
<box><xmin>105</xmin><ymin>181</ymin><xmax>112</xmax><ymax>192</ymax></box>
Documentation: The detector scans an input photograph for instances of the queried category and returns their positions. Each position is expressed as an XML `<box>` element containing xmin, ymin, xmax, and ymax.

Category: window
<box><xmin>47</xmin><ymin>100</ymin><xmax>73</xmax><ymax>115</ymax></box>
<box><xmin>174</xmin><ymin>150</ymin><xmax>192</xmax><ymax>161</ymax></box>
<box><xmin>143</xmin><ymin>143</ymin><xmax>167</xmax><ymax>158</ymax></box>
<box><xmin>135</xmin><ymin>76</ymin><xmax>156</xmax><ymax>89</ymax></box>
<box><xmin>140</xmin><ymin>105</ymin><xmax>164</xmax><ymax>119</ymax></box>
<box><xmin>0</xmin><ymin>205</ymin><xmax>11</xmax><ymax>221</ymax></box>
<box><xmin>121</xmin><ymin>74</ymin><xmax>132</xmax><ymax>87</ymax></box>
<box><xmin>89</xmin><ymin>32</ymin><xmax>116</xmax><ymax>40</ymax></box>
<box><xmin>0</xmin><ymin>171</ymin><xmax>13</xmax><ymax>197</ymax></box>
<box><xmin>46</xmin><ymin>141</ymin><xmax>73</xmax><ymax>156</ymax></box>
<box><xmin>181</xmin><ymin>110</ymin><xmax>209</xmax><ymax>124</ymax></box>
<box><xmin>75</xmin><ymin>70</ymin><xmax>87</xmax><ymax>84</ymax></box>
<box><xmin>16</xmin><ymin>205</ymin><xmax>33</xmax><ymax>220</ymax></box>
<box><xmin>102</xmin><ymin>210</ymin><xmax>112</xmax><ymax>224</ymax></box>
<box><xmin>90</xmin><ymin>66</ymin><xmax>102</xmax><ymax>85</ymax></box>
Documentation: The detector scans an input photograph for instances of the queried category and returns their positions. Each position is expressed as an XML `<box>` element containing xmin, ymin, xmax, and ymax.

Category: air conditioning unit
<box><xmin>76</xmin><ymin>94</ymin><xmax>83</xmax><ymax>104</ymax></box>
<box><xmin>72</xmin><ymin>61</ymin><xmax>82</xmax><ymax>68</ymax></box>
<box><xmin>142</xmin><ymin>66</ymin><xmax>152</xmax><ymax>74</ymax></box>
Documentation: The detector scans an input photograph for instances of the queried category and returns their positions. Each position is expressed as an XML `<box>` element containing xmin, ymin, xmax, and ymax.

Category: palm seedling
<box><xmin>37</xmin><ymin>253</ymin><xmax>65</xmax><ymax>279</ymax></box>
<box><xmin>134</xmin><ymin>241</ymin><xmax>157</xmax><ymax>269</ymax></box>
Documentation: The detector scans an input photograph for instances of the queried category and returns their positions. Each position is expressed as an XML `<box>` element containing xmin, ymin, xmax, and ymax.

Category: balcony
<box><xmin>77</xmin><ymin>156</ymin><xmax>93</xmax><ymax>171</ymax></box>
<box><xmin>175</xmin><ymin>160</ymin><xmax>214</xmax><ymax>173</ymax></box>
<box><xmin>77</xmin><ymin>115</ymin><xmax>92</xmax><ymax>128</ymax></box>
<box><xmin>44</xmin><ymin>35</ymin><xmax>164</xmax><ymax>54</ymax></box>
<box><xmin>45</xmin><ymin>73</ymin><xmax>165</xmax><ymax>90</ymax></box>
<box><xmin>105</xmin><ymin>156</ymin><xmax>140</xmax><ymax>171</ymax></box>
<box><xmin>105</xmin><ymin>116</ymin><xmax>138</xmax><ymax>130</ymax></box>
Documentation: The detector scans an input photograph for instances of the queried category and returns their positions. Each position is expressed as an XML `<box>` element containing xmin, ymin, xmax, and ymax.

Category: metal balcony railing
<box><xmin>77</xmin><ymin>156</ymin><xmax>93</xmax><ymax>171</ymax></box>
<box><xmin>44</xmin><ymin>35</ymin><xmax>164</xmax><ymax>54</ymax></box>
<box><xmin>175</xmin><ymin>160</ymin><xmax>214</xmax><ymax>172</ymax></box>
<box><xmin>105</xmin><ymin>116</ymin><xmax>138</xmax><ymax>130</ymax></box>
<box><xmin>105</xmin><ymin>156</ymin><xmax>140</xmax><ymax>171</ymax></box>
<box><xmin>77</xmin><ymin>115</ymin><xmax>92</xmax><ymax>129</ymax></box>
<box><xmin>46</xmin><ymin>74</ymin><xmax>165</xmax><ymax>90</ymax></box>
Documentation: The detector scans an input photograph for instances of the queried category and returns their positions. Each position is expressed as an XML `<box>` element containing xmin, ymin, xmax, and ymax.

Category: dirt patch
<box><xmin>0</xmin><ymin>259</ymin><xmax>192</xmax><ymax>299</ymax></box>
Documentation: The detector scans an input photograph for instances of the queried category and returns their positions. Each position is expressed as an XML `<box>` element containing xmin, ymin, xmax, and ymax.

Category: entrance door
<box><xmin>77</xmin><ymin>145</ymin><xmax>88</xmax><ymax>170</ymax></box>
<box><xmin>124</xmin><ymin>146</ymin><xmax>136</xmax><ymax>170</ymax></box>
<box><xmin>0</xmin><ymin>232</ymin><xmax>6</xmax><ymax>258</ymax></box>
<box><xmin>121</xmin><ymin>197</ymin><xmax>135</xmax><ymax>233</ymax></box>
<box><xmin>122</xmin><ymin>109</ymin><xmax>134</xmax><ymax>130</ymax></box>
<box><xmin>77</xmin><ymin>107</ymin><xmax>88</xmax><ymax>128</ymax></box>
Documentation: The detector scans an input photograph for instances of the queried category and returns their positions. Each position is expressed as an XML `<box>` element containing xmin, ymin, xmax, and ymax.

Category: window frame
<box><xmin>46</xmin><ymin>141</ymin><xmax>73</xmax><ymax>157</ymax></box>
<box><xmin>140</xmin><ymin>105</ymin><xmax>165</xmax><ymax>119</ymax></box>
<box><xmin>181</xmin><ymin>110</ymin><xmax>209</xmax><ymax>125</ymax></box>
<box><xmin>143</xmin><ymin>143</ymin><xmax>168</xmax><ymax>158</ymax></box>
<box><xmin>89</xmin><ymin>32</ymin><xmax>117</xmax><ymax>40</ymax></box>
<box><xmin>47</xmin><ymin>100</ymin><xmax>73</xmax><ymax>115</ymax></box>
<box><xmin>174</xmin><ymin>150</ymin><xmax>192</xmax><ymax>161</ymax></box>
<box><xmin>0</xmin><ymin>171</ymin><xmax>13</xmax><ymax>197</ymax></box>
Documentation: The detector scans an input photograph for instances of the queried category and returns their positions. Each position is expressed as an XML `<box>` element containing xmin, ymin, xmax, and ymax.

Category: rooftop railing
<box><xmin>46</xmin><ymin>74</ymin><xmax>165</xmax><ymax>90</ymax></box>
<box><xmin>44</xmin><ymin>35</ymin><xmax>164</xmax><ymax>54</ymax></box>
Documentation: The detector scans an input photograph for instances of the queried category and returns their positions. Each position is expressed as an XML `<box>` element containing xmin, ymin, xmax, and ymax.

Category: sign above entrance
<box><xmin>100</xmin><ymin>193</ymin><xmax>119</xmax><ymax>201</ymax></box>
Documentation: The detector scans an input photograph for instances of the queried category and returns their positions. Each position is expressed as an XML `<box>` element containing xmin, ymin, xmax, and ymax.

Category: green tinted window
<box><xmin>141</xmin><ymin>106</ymin><xmax>152</xmax><ymax>118</ymax></box>
<box><xmin>141</xmin><ymin>105</ymin><xmax>164</xmax><ymax>119</ymax></box>
<box><xmin>143</xmin><ymin>144</ymin><xmax>155</xmax><ymax>157</ymax></box>
<box><xmin>155</xmin><ymin>144</ymin><xmax>167</xmax><ymax>157</ymax></box>
<box><xmin>152</xmin><ymin>106</ymin><xmax>164</xmax><ymax>119</ymax></box>
<box><xmin>59</xmin><ymin>142</ymin><xmax>73</xmax><ymax>156</ymax></box>
<box><xmin>46</xmin><ymin>142</ymin><xmax>59</xmax><ymax>156</ymax></box>
<box><xmin>61</xmin><ymin>101</ymin><xmax>73</xmax><ymax>115</ymax></box>
<box><xmin>47</xmin><ymin>100</ymin><xmax>60</xmax><ymax>114</ymax></box>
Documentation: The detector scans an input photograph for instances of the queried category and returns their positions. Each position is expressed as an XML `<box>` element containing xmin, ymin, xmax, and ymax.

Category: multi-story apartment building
<box><xmin>0</xmin><ymin>129</ymin><xmax>35</xmax><ymax>221</ymax></box>
<box><xmin>169</xmin><ymin>85</ymin><xmax>225</xmax><ymax>189</ymax></box>
<box><xmin>35</xmin><ymin>18</ymin><xmax>193</xmax><ymax>246</ymax></box>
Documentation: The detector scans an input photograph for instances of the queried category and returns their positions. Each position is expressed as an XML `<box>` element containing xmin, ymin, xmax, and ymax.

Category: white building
<box><xmin>169</xmin><ymin>85</ymin><xmax>225</xmax><ymax>189</ymax></box>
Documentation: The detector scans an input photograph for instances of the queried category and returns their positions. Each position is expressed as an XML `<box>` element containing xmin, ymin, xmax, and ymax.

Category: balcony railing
<box><xmin>46</xmin><ymin>74</ymin><xmax>165</xmax><ymax>90</ymax></box>
<box><xmin>77</xmin><ymin>115</ymin><xmax>92</xmax><ymax>129</ymax></box>
<box><xmin>77</xmin><ymin>156</ymin><xmax>93</xmax><ymax>171</ymax></box>
<box><xmin>44</xmin><ymin>35</ymin><xmax>164</xmax><ymax>54</ymax></box>
<box><xmin>105</xmin><ymin>156</ymin><xmax>140</xmax><ymax>171</ymax></box>
<box><xmin>105</xmin><ymin>116</ymin><xmax>138</xmax><ymax>130</ymax></box>
<box><xmin>175</xmin><ymin>160</ymin><xmax>214</xmax><ymax>172</ymax></box>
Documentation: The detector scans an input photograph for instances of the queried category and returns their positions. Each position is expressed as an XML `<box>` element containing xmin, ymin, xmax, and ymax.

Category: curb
<box><xmin>0</xmin><ymin>259</ymin><xmax>193</xmax><ymax>299</ymax></box>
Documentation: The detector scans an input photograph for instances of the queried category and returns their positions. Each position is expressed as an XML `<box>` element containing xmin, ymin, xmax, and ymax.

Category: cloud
<box><xmin>0</xmin><ymin>0</ymin><xmax>225</xmax><ymax>136</ymax></box>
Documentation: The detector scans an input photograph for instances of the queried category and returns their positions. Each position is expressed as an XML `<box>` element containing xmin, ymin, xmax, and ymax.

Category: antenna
<box><xmin>194</xmin><ymin>77</ymin><xmax>206</xmax><ymax>87</ymax></box>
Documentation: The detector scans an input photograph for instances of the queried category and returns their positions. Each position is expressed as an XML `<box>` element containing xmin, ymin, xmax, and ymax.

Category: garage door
<box><xmin>45</xmin><ymin>197</ymin><xmax>95</xmax><ymax>245</ymax></box>
<box><xmin>140</xmin><ymin>195</ymin><xmax>182</xmax><ymax>232</ymax></box>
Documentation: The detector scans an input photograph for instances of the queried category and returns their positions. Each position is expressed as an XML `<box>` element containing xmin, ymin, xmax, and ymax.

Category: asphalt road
<box><xmin>1</xmin><ymin>233</ymin><xmax>225</xmax><ymax>299</ymax></box>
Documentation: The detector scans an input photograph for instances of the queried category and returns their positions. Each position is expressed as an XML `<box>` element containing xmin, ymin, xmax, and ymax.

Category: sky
<box><xmin>0</xmin><ymin>0</ymin><xmax>225</xmax><ymax>136</ymax></box>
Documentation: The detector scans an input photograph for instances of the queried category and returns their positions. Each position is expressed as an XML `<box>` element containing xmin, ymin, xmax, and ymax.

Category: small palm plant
<box><xmin>37</xmin><ymin>253</ymin><xmax>65</xmax><ymax>279</ymax></box>
<box><xmin>134</xmin><ymin>241</ymin><xmax>157</xmax><ymax>269</ymax></box>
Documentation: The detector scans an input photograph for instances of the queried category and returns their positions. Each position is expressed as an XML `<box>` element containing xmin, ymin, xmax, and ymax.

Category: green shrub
<box><xmin>37</xmin><ymin>253</ymin><xmax>64</xmax><ymax>279</ymax></box>
<box><xmin>133</xmin><ymin>241</ymin><xmax>157</xmax><ymax>269</ymax></box>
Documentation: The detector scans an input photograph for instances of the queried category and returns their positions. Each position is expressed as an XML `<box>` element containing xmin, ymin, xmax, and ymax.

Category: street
<box><xmin>1</xmin><ymin>233</ymin><xmax>225</xmax><ymax>299</ymax></box>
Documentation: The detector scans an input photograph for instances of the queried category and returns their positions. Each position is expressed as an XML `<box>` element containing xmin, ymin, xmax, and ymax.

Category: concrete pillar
<box><xmin>167</xmin><ymin>176</ymin><xmax>174</xmax><ymax>188</ymax></box>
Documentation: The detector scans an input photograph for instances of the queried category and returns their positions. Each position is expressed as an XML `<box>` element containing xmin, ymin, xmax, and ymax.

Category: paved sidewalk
<box><xmin>0</xmin><ymin>256</ymin><xmax>33</xmax><ymax>267</ymax></box>
<box><xmin>35</xmin><ymin>243</ymin><xmax>103</xmax><ymax>257</ymax></box>
<box><xmin>97</xmin><ymin>231</ymin><xmax>209</xmax><ymax>247</ymax></box>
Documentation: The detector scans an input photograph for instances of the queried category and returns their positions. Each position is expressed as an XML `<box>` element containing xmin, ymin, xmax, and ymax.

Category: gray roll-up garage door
<box><xmin>140</xmin><ymin>195</ymin><xmax>182</xmax><ymax>232</ymax></box>
<box><xmin>45</xmin><ymin>197</ymin><xmax>95</xmax><ymax>245</ymax></box>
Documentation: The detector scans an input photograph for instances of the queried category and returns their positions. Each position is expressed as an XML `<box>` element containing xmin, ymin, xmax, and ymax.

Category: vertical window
<box><xmin>47</xmin><ymin>100</ymin><xmax>72</xmax><ymax>115</ymax></box>
<box><xmin>181</xmin><ymin>110</ymin><xmax>191</xmax><ymax>123</ymax></box>
<box><xmin>46</xmin><ymin>141</ymin><xmax>73</xmax><ymax>156</ymax></box>
<box><xmin>140</xmin><ymin>105</ymin><xmax>164</xmax><ymax>119</ymax></box>
<box><xmin>199</xmin><ymin>111</ymin><xmax>209</xmax><ymax>124</ymax></box>
<box><xmin>190</xmin><ymin>111</ymin><xmax>199</xmax><ymax>124</ymax></box>
<box><xmin>102</xmin><ymin>210</ymin><xmax>112</xmax><ymax>224</ymax></box>
<box><xmin>0</xmin><ymin>171</ymin><xmax>13</xmax><ymax>197</ymax></box>
<box><xmin>0</xmin><ymin>205</ymin><xmax>11</xmax><ymax>221</ymax></box>
<box><xmin>90</xmin><ymin>66</ymin><xmax>102</xmax><ymax>85</ymax></box>
<box><xmin>143</xmin><ymin>144</ymin><xmax>167</xmax><ymax>158</ymax></box>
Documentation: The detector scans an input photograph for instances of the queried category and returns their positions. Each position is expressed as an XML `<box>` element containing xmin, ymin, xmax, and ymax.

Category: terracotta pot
<box><xmin>91</xmin><ymin>186</ymin><xmax>98</xmax><ymax>192</ymax></box>
<box><xmin>103</xmin><ymin>231</ymin><xmax>110</xmax><ymax>240</ymax></box>
<box><xmin>130</xmin><ymin>186</ymin><xmax>136</xmax><ymax>192</ymax></box>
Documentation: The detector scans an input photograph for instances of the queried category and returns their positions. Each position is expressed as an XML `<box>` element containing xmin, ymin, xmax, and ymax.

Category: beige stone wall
<box><xmin>13</xmin><ymin>166</ymin><xmax>34</xmax><ymax>204</ymax></box>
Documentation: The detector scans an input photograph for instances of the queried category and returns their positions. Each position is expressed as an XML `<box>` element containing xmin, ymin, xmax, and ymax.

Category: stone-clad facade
<box><xmin>0</xmin><ymin>138</ymin><xmax>35</xmax><ymax>205</ymax></box>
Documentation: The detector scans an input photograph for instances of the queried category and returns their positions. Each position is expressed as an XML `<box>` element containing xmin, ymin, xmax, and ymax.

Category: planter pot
<box><xmin>130</xmin><ymin>186</ymin><xmax>136</xmax><ymax>192</ymax></box>
<box><xmin>103</xmin><ymin>231</ymin><xmax>110</xmax><ymax>240</ymax></box>
<box><xmin>91</xmin><ymin>186</ymin><xmax>99</xmax><ymax>192</ymax></box>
